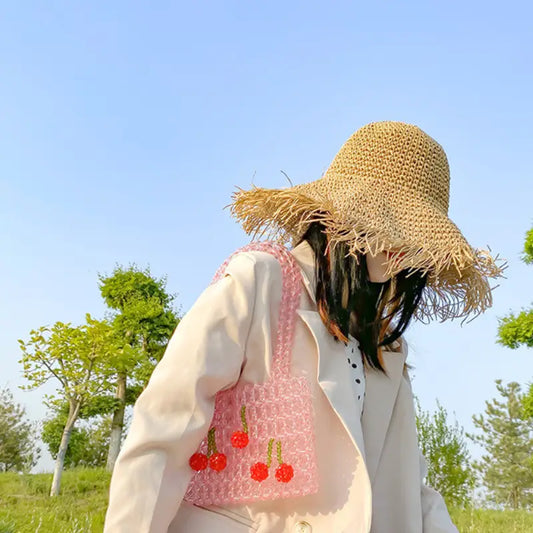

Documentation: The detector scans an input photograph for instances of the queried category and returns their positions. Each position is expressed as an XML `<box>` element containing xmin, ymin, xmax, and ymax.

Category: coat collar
<box><xmin>289</xmin><ymin>240</ymin><xmax>407</xmax><ymax>483</ymax></box>
<box><xmin>288</xmin><ymin>240</ymin><xmax>319</xmax><ymax>306</ymax></box>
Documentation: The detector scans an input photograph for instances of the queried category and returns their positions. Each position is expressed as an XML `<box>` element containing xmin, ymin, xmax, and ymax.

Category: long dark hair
<box><xmin>294</xmin><ymin>221</ymin><xmax>428</xmax><ymax>374</ymax></box>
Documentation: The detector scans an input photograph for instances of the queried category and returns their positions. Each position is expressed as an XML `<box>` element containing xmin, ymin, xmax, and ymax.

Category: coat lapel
<box><xmin>296</xmin><ymin>308</ymin><xmax>368</xmax><ymax>462</ymax></box>
<box><xmin>361</xmin><ymin>345</ymin><xmax>406</xmax><ymax>483</ymax></box>
<box><xmin>289</xmin><ymin>240</ymin><xmax>407</xmax><ymax>483</ymax></box>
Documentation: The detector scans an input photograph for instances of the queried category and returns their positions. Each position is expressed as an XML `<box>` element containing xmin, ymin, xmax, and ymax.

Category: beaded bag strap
<box><xmin>211</xmin><ymin>242</ymin><xmax>302</xmax><ymax>377</ymax></box>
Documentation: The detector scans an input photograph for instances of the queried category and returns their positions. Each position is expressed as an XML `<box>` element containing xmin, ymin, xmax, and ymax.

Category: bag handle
<box><xmin>210</xmin><ymin>241</ymin><xmax>302</xmax><ymax>377</ymax></box>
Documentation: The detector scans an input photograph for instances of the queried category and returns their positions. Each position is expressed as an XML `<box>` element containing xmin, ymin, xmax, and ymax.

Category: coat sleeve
<box><xmin>103</xmin><ymin>251</ymin><xmax>261</xmax><ymax>533</ymax></box>
<box><xmin>402</xmin><ymin>340</ymin><xmax>459</xmax><ymax>533</ymax></box>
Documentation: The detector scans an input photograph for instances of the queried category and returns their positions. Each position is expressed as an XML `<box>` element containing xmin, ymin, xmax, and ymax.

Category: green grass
<box><xmin>1</xmin><ymin>469</ymin><xmax>533</xmax><ymax>532</ymax></box>
<box><xmin>0</xmin><ymin>468</ymin><xmax>110</xmax><ymax>533</ymax></box>
<box><xmin>449</xmin><ymin>507</ymin><xmax>533</xmax><ymax>532</ymax></box>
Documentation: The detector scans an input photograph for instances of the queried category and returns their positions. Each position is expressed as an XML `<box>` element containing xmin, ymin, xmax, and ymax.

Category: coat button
<box><xmin>293</xmin><ymin>521</ymin><xmax>312</xmax><ymax>533</ymax></box>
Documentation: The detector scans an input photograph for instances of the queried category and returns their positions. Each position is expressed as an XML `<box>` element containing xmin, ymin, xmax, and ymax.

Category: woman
<box><xmin>103</xmin><ymin>121</ymin><xmax>505</xmax><ymax>532</ymax></box>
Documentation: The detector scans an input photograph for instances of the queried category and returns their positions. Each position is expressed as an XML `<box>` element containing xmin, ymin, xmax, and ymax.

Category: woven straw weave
<box><xmin>184</xmin><ymin>241</ymin><xmax>319</xmax><ymax>505</ymax></box>
<box><xmin>227</xmin><ymin>121</ymin><xmax>507</xmax><ymax>324</ymax></box>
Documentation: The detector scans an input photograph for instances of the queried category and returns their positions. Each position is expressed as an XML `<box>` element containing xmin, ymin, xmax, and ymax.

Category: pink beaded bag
<box><xmin>183</xmin><ymin>241</ymin><xmax>319</xmax><ymax>505</ymax></box>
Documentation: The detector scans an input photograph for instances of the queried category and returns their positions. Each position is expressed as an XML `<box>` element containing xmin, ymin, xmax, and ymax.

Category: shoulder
<box><xmin>223</xmin><ymin>248</ymin><xmax>285</xmax><ymax>288</ymax></box>
<box><xmin>226</xmin><ymin>248</ymin><xmax>284</xmax><ymax>271</ymax></box>
<box><xmin>205</xmin><ymin>249</ymin><xmax>285</xmax><ymax>316</ymax></box>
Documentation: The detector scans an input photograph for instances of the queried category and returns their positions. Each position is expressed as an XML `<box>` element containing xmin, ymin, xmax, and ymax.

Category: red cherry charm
<box><xmin>231</xmin><ymin>430</ymin><xmax>249</xmax><ymax>449</ymax></box>
<box><xmin>189</xmin><ymin>452</ymin><xmax>208</xmax><ymax>471</ymax></box>
<box><xmin>209</xmin><ymin>452</ymin><xmax>227</xmax><ymax>472</ymax></box>
<box><xmin>250</xmin><ymin>462</ymin><xmax>269</xmax><ymax>482</ymax></box>
<box><xmin>275</xmin><ymin>463</ymin><xmax>294</xmax><ymax>483</ymax></box>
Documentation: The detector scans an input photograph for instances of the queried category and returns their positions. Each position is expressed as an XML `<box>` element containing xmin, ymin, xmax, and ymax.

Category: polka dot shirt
<box><xmin>346</xmin><ymin>334</ymin><xmax>366</xmax><ymax>420</ymax></box>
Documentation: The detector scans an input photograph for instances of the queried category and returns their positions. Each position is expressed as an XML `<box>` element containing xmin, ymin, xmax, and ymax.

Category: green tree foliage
<box><xmin>497</xmin><ymin>310</ymin><xmax>533</xmax><ymax>350</ymax></box>
<box><xmin>522</xmin><ymin>226</ymin><xmax>533</xmax><ymax>265</ymax></box>
<box><xmin>96</xmin><ymin>264</ymin><xmax>179</xmax><ymax>471</ymax></box>
<box><xmin>18</xmin><ymin>315</ymin><xmax>116</xmax><ymax>495</ymax></box>
<box><xmin>467</xmin><ymin>380</ymin><xmax>533</xmax><ymax>510</ymax></box>
<box><xmin>0</xmin><ymin>386</ymin><xmax>40</xmax><ymax>472</ymax></box>
<box><xmin>497</xmin><ymin>226</ymin><xmax>533</xmax><ymax>350</ymax></box>
<box><xmin>524</xmin><ymin>388</ymin><xmax>533</xmax><ymax>420</ymax></box>
<box><xmin>414</xmin><ymin>396</ymin><xmax>475</xmax><ymax>508</ymax></box>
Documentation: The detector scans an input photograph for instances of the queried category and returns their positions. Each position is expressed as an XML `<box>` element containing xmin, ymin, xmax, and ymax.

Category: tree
<box><xmin>18</xmin><ymin>314</ymin><xmax>116</xmax><ymax>495</ymax></box>
<box><xmin>41</xmin><ymin>410</ymin><xmax>94</xmax><ymax>469</ymax></box>
<box><xmin>414</xmin><ymin>396</ymin><xmax>475</xmax><ymax>507</ymax></box>
<box><xmin>97</xmin><ymin>263</ymin><xmax>179</xmax><ymax>471</ymax></box>
<box><xmin>497</xmin><ymin>225</ymin><xmax>532</xmax><ymax>350</ymax></box>
<box><xmin>0</xmin><ymin>386</ymin><xmax>40</xmax><ymax>472</ymax></box>
<box><xmin>467</xmin><ymin>380</ymin><xmax>533</xmax><ymax>510</ymax></box>
<box><xmin>496</xmin><ymin>226</ymin><xmax>533</xmax><ymax>416</ymax></box>
<box><xmin>42</xmin><ymin>410</ymin><xmax>122</xmax><ymax>468</ymax></box>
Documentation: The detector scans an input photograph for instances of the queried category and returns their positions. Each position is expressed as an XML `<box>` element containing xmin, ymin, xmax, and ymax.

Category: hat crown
<box><xmin>323</xmin><ymin>121</ymin><xmax>450</xmax><ymax>213</ymax></box>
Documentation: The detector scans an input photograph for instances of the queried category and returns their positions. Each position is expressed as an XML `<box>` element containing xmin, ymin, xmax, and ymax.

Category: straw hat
<box><xmin>226</xmin><ymin>121</ymin><xmax>506</xmax><ymax>323</ymax></box>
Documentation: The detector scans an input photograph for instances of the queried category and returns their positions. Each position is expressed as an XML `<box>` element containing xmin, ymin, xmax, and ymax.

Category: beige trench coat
<box><xmin>104</xmin><ymin>240</ymin><xmax>459</xmax><ymax>533</ymax></box>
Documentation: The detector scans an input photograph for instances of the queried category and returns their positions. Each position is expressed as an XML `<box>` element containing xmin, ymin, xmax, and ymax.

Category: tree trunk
<box><xmin>50</xmin><ymin>401</ymin><xmax>80</xmax><ymax>496</ymax></box>
<box><xmin>106</xmin><ymin>372</ymin><xmax>127</xmax><ymax>472</ymax></box>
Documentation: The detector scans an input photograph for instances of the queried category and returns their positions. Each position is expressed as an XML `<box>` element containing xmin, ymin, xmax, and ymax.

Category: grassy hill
<box><xmin>1</xmin><ymin>469</ymin><xmax>532</xmax><ymax>532</ymax></box>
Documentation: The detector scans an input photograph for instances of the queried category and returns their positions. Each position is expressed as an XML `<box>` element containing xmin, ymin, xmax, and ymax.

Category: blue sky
<box><xmin>1</xmin><ymin>1</ymin><xmax>531</xmax><ymax>472</ymax></box>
